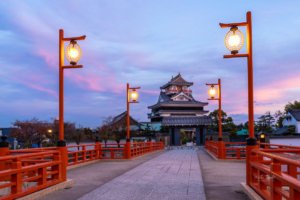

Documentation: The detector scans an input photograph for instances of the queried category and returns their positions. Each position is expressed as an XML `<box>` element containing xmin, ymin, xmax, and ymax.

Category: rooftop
<box><xmin>160</xmin><ymin>73</ymin><xmax>193</xmax><ymax>89</ymax></box>
<box><xmin>162</xmin><ymin>116</ymin><xmax>211</xmax><ymax>126</ymax></box>
<box><xmin>289</xmin><ymin>109</ymin><xmax>300</xmax><ymax>121</ymax></box>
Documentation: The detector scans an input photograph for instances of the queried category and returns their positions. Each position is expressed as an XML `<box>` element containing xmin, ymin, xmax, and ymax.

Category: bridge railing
<box><xmin>205</xmin><ymin>140</ymin><xmax>246</xmax><ymax>159</ymax></box>
<box><xmin>0</xmin><ymin>141</ymin><xmax>164</xmax><ymax>199</ymax></box>
<box><xmin>131</xmin><ymin>142</ymin><xmax>164</xmax><ymax>158</ymax></box>
<box><xmin>224</xmin><ymin>142</ymin><xmax>246</xmax><ymax>159</ymax></box>
<box><xmin>249</xmin><ymin>148</ymin><xmax>300</xmax><ymax>199</ymax></box>
<box><xmin>0</xmin><ymin>150</ymin><xmax>62</xmax><ymax>200</ymax></box>
<box><xmin>205</xmin><ymin>141</ymin><xmax>300</xmax><ymax>160</ymax></box>
<box><xmin>205</xmin><ymin>140</ymin><xmax>219</xmax><ymax>158</ymax></box>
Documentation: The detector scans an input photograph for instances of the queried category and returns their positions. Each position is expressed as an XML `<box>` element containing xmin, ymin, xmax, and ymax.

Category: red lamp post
<box><xmin>206</xmin><ymin>79</ymin><xmax>224</xmax><ymax>159</ymax></box>
<box><xmin>219</xmin><ymin>11</ymin><xmax>258</xmax><ymax>184</ymax></box>
<box><xmin>125</xmin><ymin>83</ymin><xmax>140</xmax><ymax>159</ymax></box>
<box><xmin>58</xmin><ymin>29</ymin><xmax>86</xmax><ymax>180</ymax></box>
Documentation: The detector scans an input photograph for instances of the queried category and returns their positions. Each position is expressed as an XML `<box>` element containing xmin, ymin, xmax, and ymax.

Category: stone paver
<box><xmin>40</xmin><ymin>151</ymin><xmax>164</xmax><ymax>200</ymax></box>
<box><xmin>79</xmin><ymin>150</ymin><xmax>206</xmax><ymax>200</ymax></box>
<box><xmin>198</xmin><ymin>148</ymin><xmax>249</xmax><ymax>200</ymax></box>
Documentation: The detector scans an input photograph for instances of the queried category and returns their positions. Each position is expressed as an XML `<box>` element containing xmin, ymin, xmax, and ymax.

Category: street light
<box><xmin>58</xmin><ymin>29</ymin><xmax>86</xmax><ymax>145</ymax></box>
<box><xmin>206</xmin><ymin>79</ymin><xmax>224</xmax><ymax>159</ymax></box>
<box><xmin>66</xmin><ymin>40</ymin><xmax>82</xmax><ymax>65</ymax></box>
<box><xmin>126</xmin><ymin>83</ymin><xmax>140</xmax><ymax>159</ymax></box>
<box><xmin>224</xmin><ymin>26</ymin><xmax>244</xmax><ymax>54</ymax></box>
<box><xmin>219</xmin><ymin>11</ymin><xmax>257</xmax><ymax>184</ymax></box>
<box><xmin>130</xmin><ymin>89</ymin><xmax>139</xmax><ymax>102</ymax></box>
<box><xmin>208</xmin><ymin>85</ymin><xmax>217</xmax><ymax>99</ymax></box>
<box><xmin>58</xmin><ymin>29</ymin><xmax>86</xmax><ymax>181</ymax></box>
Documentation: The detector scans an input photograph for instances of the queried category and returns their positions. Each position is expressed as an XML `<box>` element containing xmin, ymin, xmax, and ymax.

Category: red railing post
<box><xmin>74</xmin><ymin>152</ymin><xmax>78</xmax><ymax>165</ymax></box>
<box><xmin>124</xmin><ymin>142</ymin><xmax>131</xmax><ymax>159</ymax></box>
<box><xmin>52</xmin><ymin>151</ymin><xmax>61</xmax><ymax>180</ymax></box>
<box><xmin>82</xmin><ymin>145</ymin><xmax>86</xmax><ymax>162</ymax></box>
<box><xmin>11</xmin><ymin>157</ymin><xmax>22</xmax><ymax>195</ymax></box>
<box><xmin>218</xmin><ymin>141</ymin><xmax>225</xmax><ymax>159</ymax></box>
<box><xmin>95</xmin><ymin>140</ymin><xmax>100</xmax><ymax>159</ymax></box>
<box><xmin>111</xmin><ymin>150</ymin><xmax>115</xmax><ymax>159</ymax></box>
<box><xmin>270</xmin><ymin>159</ymin><xmax>282</xmax><ymax>200</ymax></box>
<box><xmin>57</xmin><ymin>146</ymin><xmax>67</xmax><ymax>181</ymax></box>
<box><xmin>246</xmin><ymin>144</ymin><xmax>258</xmax><ymax>185</ymax></box>
<box><xmin>38</xmin><ymin>166</ymin><xmax>47</xmax><ymax>186</ymax></box>
<box><xmin>236</xmin><ymin>149</ymin><xmax>241</xmax><ymax>159</ymax></box>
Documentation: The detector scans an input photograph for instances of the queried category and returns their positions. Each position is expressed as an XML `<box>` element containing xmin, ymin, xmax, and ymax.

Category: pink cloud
<box><xmin>255</xmin><ymin>75</ymin><xmax>300</xmax><ymax>102</ymax></box>
<box><xmin>36</xmin><ymin>48</ymin><xmax>57</xmax><ymax>68</ymax></box>
<box><xmin>65</xmin><ymin>71</ymin><xmax>123</xmax><ymax>93</ymax></box>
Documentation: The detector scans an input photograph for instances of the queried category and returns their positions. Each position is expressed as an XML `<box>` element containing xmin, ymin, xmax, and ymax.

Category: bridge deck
<box><xmin>40</xmin><ymin>148</ymin><xmax>250</xmax><ymax>200</ymax></box>
<box><xmin>79</xmin><ymin>149</ymin><xmax>205</xmax><ymax>200</ymax></box>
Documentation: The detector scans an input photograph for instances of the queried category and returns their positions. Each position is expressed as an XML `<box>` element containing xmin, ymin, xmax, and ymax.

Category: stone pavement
<box><xmin>197</xmin><ymin>148</ymin><xmax>249</xmax><ymax>200</ymax></box>
<box><xmin>79</xmin><ymin>149</ymin><xmax>206</xmax><ymax>200</ymax></box>
<box><xmin>40</xmin><ymin>151</ymin><xmax>164</xmax><ymax>200</ymax></box>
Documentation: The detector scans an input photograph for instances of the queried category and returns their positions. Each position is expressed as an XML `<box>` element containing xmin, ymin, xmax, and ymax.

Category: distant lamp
<box><xmin>225</xmin><ymin>26</ymin><xmax>244</xmax><ymax>54</ymax></box>
<box><xmin>208</xmin><ymin>85</ymin><xmax>217</xmax><ymax>99</ymax></box>
<box><xmin>66</xmin><ymin>40</ymin><xmax>82</xmax><ymax>65</ymax></box>
<box><xmin>260</xmin><ymin>133</ymin><xmax>265</xmax><ymax>139</ymax></box>
<box><xmin>48</xmin><ymin>129</ymin><xmax>53</xmax><ymax>134</ymax></box>
<box><xmin>130</xmin><ymin>89</ymin><xmax>139</xmax><ymax>102</ymax></box>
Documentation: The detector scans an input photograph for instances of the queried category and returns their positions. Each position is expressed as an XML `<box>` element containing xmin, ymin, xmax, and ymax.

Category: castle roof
<box><xmin>162</xmin><ymin>116</ymin><xmax>211</xmax><ymax>126</ymax></box>
<box><xmin>160</xmin><ymin>73</ymin><xmax>193</xmax><ymax>89</ymax></box>
<box><xmin>148</xmin><ymin>91</ymin><xmax>208</xmax><ymax>109</ymax></box>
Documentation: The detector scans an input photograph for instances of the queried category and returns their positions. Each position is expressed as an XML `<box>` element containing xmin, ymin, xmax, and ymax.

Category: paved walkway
<box><xmin>79</xmin><ymin>149</ymin><xmax>206</xmax><ymax>200</ymax></box>
<box><xmin>198</xmin><ymin>148</ymin><xmax>249</xmax><ymax>200</ymax></box>
<box><xmin>41</xmin><ymin>151</ymin><xmax>164</xmax><ymax>200</ymax></box>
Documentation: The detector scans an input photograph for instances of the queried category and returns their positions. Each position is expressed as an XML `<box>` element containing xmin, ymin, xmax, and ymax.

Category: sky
<box><xmin>0</xmin><ymin>0</ymin><xmax>300</xmax><ymax>128</ymax></box>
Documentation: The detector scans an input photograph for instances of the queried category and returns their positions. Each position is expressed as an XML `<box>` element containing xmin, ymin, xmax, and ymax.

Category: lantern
<box><xmin>66</xmin><ymin>40</ymin><xmax>82</xmax><ymax>65</ymax></box>
<box><xmin>224</xmin><ymin>26</ymin><xmax>244</xmax><ymax>54</ymax></box>
<box><xmin>130</xmin><ymin>89</ymin><xmax>139</xmax><ymax>102</ymax></box>
<box><xmin>208</xmin><ymin>85</ymin><xmax>217</xmax><ymax>99</ymax></box>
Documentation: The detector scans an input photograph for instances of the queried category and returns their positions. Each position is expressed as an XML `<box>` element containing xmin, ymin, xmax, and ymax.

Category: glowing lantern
<box><xmin>209</xmin><ymin>85</ymin><xmax>217</xmax><ymax>99</ymax></box>
<box><xmin>66</xmin><ymin>40</ymin><xmax>82</xmax><ymax>65</ymax></box>
<box><xmin>130</xmin><ymin>89</ymin><xmax>139</xmax><ymax>102</ymax></box>
<box><xmin>224</xmin><ymin>26</ymin><xmax>244</xmax><ymax>54</ymax></box>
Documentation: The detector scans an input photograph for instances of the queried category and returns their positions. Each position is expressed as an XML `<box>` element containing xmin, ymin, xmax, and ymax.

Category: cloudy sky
<box><xmin>0</xmin><ymin>0</ymin><xmax>300</xmax><ymax>128</ymax></box>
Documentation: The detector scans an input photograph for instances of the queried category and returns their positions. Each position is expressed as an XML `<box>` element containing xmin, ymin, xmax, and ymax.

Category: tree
<box><xmin>257</xmin><ymin>112</ymin><xmax>275</xmax><ymax>133</ymax></box>
<box><xmin>110</xmin><ymin>125</ymin><xmax>126</xmax><ymax>148</ymax></box>
<box><xmin>208</xmin><ymin>109</ymin><xmax>237</xmax><ymax>134</ymax></box>
<box><xmin>274</xmin><ymin>110</ymin><xmax>285</xmax><ymax>128</ymax></box>
<box><xmin>98</xmin><ymin>117</ymin><xmax>114</xmax><ymax>147</ymax></box>
<box><xmin>284</xmin><ymin>100</ymin><xmax>300</xmax><ymax>113</ymax></box>
<box><xmin>11</xmin><ymin>118</ymin><xmax>53</xmax><ymax>148</ymax></box>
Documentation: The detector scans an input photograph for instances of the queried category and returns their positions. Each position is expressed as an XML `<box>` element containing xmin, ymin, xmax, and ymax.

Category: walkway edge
<box><xmin>240</xmin><ymin>182</ymin><xmax>263</xmax><ymax>200</ymax></box>
<box><xmin>17</xmin><ymin>179</ymin><xmax>74</xmax><ymax>200</ymax></box>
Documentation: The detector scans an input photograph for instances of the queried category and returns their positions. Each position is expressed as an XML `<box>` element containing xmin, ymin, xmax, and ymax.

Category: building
<box><xmin>0</xmin><ymin>128</ymin><xmax>17</xmax><ymax>149</ymax></box>
<box><xmin>108</xmin><ymin>111</ymin><xmax>140</xmax><ymax>132</ymax></box>
<box><xmin>148</xmin><ymin>73</ymin><xmax>211</xmax><ymax>145</ymax></box>
<box><xmin>282</xmin><ymin>109</ymin><xmax>300</xmax><ymax>134</ymax></box>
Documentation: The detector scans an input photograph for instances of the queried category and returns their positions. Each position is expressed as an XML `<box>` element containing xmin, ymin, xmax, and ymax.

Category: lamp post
<box><xmin>206</xmin><ymin>79</ymin><xmax>224</xmax><ymax>159</ymax></box>
<box><xmin>125</xmin><ymin>83</ymin><xmax>140</xmax><ymax>159</ymax></box>
<box><xmin>58</xmin><ymin>29</ymin><xmax>86</xmax><ymax>180</ymax></box>
<box><xmin>219</xmin><ymin>11</ymin><xmax>257</xmax><ymax>184</ymax></box>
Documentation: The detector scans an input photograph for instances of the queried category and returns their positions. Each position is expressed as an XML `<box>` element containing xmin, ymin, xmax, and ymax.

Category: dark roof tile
<box><xmin>162</xmin><ymin>116</ymin><xmax>212</xmax><ymax>126</ymax></box>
